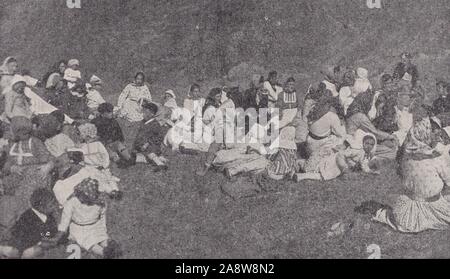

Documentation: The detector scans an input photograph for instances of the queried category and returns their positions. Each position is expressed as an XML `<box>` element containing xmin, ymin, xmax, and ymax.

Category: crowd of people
<box><xmin>0</xmin><ymin>51</ymin><xmax>450</xmax><ymax>258</ymax></box>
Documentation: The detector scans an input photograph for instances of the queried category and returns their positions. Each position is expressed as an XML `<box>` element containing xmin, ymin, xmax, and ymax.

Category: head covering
<box><xmin>10</xmin><ymin>116</ymin><xmax>33</xmax><ymax>139</ymax></box>
<box><xmin>0</xmin><ymin>57</ymin><xmax>17</xmax><ymax>75</ymax></box>
<box><xmin>90</xmin><ymin>75</ymin><xmax>102</xmax><ymax>86</ymax></box>
<box><xmin>402</xmin><ymin>117</ymin><xmax>436</xmax><ymax>159</ymax></box>
<box><xmin>68</xmin><ymin>59</ymin><xmax>80</xmax><ymax>67</ymax></box>
<box><xmin>346</xmin><ymin>89</ymin><xmax>375</xmax><ymax>118</ymax></box>
<box><xmin>98</xmin><ymin>102</ymin><xmax>114</xmax><ymax>114</ymax></box>
<box><xmin>307</xmin><ymin>83</ymin><xmax>335</xmax><ymax>123</ymax></box>
<box><xmin>78</xmin><ymin>123</ymin><xmax>98</xmax><ymax>141</ymax></box>
<box><xmin>10</xmin><ymin>74</ymin><xmax>27</xmax><ymax>88</ymax></box>
<box><xmin>164</xmin><ymin>89</ymin><xmax>176</xmax><ymax>99</ymax></box>
<box><xmin>356</xmin><ymin>68</ymin><xmax>369</xmax><ymax>79</ymax></box>
<box><xmin>73</xmin><ymin>178</ymin><xmax>104</xmax><ymax>206</ymax></box>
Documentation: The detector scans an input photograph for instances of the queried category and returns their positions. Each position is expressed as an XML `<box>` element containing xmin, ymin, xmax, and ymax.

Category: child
<box><xmin>77</xmin><ymin>123</ymin><xmax>110</xmax><ymax>169</ymax></box>
<box><xmin>51</xmin><ymin>178</ymin><xmax>121</xmax><ymax>259</ymax></box>
<box><xmin>294</xmin><ymin>130</ymin><xmax>379</xmax><ymax>182</ymax></box>
<box><xmin>2</xmin><ymin>117</ymin><xmax>54</xmax><ymax>215</ymax></box>
<box><xmin>0</xmin><ymin>188</ymin><xmax>58</xmax><ymax>259</ymax></box>
<box><xmin>53</xmin><ymin>151</ymin><xmax>121</xmax><ymax>207</ymax></box>
<box><xmin>86</xmin><ymin>75</ymin><xmax>106</xmax><ymax>117</ymax></box>
<box><xmin>132</xmin><ymin>100</ymin><xmax>170</xmax><ymax>171</ymax></box>
<box><xmin>91</xmin><ymin>103</ymin><xmax>132</xmax><ymax>166</ymax></box>
<box><xmin>64</xmin><ymin>59</ymin><xmax>82</xmax><ymax>89</ymax></box>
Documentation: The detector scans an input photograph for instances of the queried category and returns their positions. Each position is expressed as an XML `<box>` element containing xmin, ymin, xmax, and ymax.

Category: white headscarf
<box><xmin>353</xmin><ymin>67</ymin><xmax>372</xmax><ymax>97</ymax></box>
<box><xmin>0</xmin><ymin>56</ymin><xmax>16</xmax><ymax>75</ymax></box>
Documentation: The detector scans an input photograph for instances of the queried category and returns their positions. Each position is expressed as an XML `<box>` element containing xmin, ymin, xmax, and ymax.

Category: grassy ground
<box><xmin>42</xmin><ymin>122</ymin><xmax>450</xmax><ymax>259</ymax></box>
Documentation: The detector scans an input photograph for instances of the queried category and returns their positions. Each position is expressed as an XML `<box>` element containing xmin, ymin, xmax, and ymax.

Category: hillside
<box><xmin>1</xmin><ymin>0</ymin><xmax>449</xmax><ymax>101</ymax></box>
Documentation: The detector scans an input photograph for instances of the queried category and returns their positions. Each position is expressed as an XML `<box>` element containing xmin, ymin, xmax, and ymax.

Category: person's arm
<box><xmin>4</xmin><ymin>93</ymin><xmax>16</xmax><ymax>119</ymax></box>
<box><xmin>117</xmin><ymin>85</ymin><xmax>130</xmax><ymax>109</ymax></box>
<box><xmin>355</xmin><ymin>113</ymin><xmax>392</xmax><ymax>141</ymax></box>
<box><xmin>142</xmin><ymin>85</ymin><xmax>152</xmax><ymax>102</ymax></box>
<box><xmin>329</xmin><ymin>113</ymin><xmax>347</xmax><ymax>138</ymax></box>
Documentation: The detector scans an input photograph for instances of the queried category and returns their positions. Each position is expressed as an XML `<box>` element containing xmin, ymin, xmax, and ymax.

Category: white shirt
<box><xmin>31</xmin><ymin>208</ymin><xmax>48</xmax><ymax>223</ymax></box>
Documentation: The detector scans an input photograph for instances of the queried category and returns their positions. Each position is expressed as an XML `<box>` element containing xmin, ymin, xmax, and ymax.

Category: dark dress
<box><xmin>393</xmin><ymin>62</ymin><xmax>419</xmax><ymax>87</ymax></box>
<box><xmin>133</xmin><ymin>119</ymin><xmax>171</xmax><ymax>156</ymax></box>
<box><xmin>8</xmin><ymin>209</ymin><xmax>57</xmax><ymax>253</ymax></box>
<box><xmin>91</xmin><ymin>116</ymin><xmax>125</xmax><ymax>145</ymax></box>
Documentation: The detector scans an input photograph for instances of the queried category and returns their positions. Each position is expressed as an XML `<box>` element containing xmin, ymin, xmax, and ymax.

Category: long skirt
<box><xmin>69</xmin><ymin>215</ymin><xmax>109</xmax><ymax>251</ymax></box>
<box><xmin>373</xmin><ymin>194</ymin><xmax>450</xmax><ymax>233</ymax></box>
<box><xmin>304</xmin><ymin>135</ymin><xmax>342</xmax><ymax>173</ymax></box>
<box><xmin>267</xmin><ymin>149</ymin><xmax>298</xmax><ymax>177</ymax></box>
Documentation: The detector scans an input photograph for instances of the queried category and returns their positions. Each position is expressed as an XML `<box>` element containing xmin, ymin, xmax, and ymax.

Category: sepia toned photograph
<box><xmin>0</xmin><ymin>0</ymin><xmax>449</xmax><ymax>263</ymax></box>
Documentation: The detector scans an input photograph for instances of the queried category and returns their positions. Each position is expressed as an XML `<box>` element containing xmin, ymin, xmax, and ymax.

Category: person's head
<box><xmin>56</xmin><ymin>151</ymin><xmax>84</xmax><ymax>171</ymax></box>
<box><xmin>268</xmin><ymin>71</ymin><xmax>278</xmax><ymax>85</ymax></box>
<box><xmin>164</xmin><ymin>90</ymin><xmax>176</xmax><ymax>103</ymax></box>
<box><xmin>436</xmin><ymin>80</ymin><xmax>448</xmax><ymax>97</ymax></box>
<box><xmin>342</xmin><ymin>71</ymin><xmax>355</xmax><ymax>87</ymax></box>
<box><xmin>362</xmin><ymin>135</ymin><xmax>376</xmax><ymax>155</ymax></box>
<box><xmin>11</xmin><ymin>116</ymin><xmax>33</xmax><ymax>142</ymax></box>
<box><xmin>58</xmin><ymin>60</ymin><xmax>67</xmax><ymax>74</ymax></box>
<box><xmin>284</xmin><ymin>77</ymin><xmax>296</xmax><ymax>93</ymax></box>
<box><xmin>98</xmin><ymin>103</ymin><xmax>114</xmax><ymax>119</ymax></box>
<box><xmin>141</xmin><ymin>100</ymin><xmax>158</xmax><ymax>121</ymax></box>
<box><xmin>90</xmin><ymin>75</ymin><xmax>103</xmax><ymax>91</ymax></box>
<box><xmin>401</xmin><ymin>52</ymin><xmax>412</xmax><ymax>65</ymax></box>
<box><xmin>189</xmin><ymin>83</ymin><xmax>201</xmax><ymax>98</ymax></box>
<box><xmin>78</xmin><ymin>123</ymin><xmax>98</xmax><ymax>143</ymax></box>
<box><xmin>134</xmin><ymin>72</ymin><xmax>145</xmax><ymax>86</ymax></box>
<box><xmin>4</xmin><ymin>57</ymin><xmax>18</xmax><ymax>74</ymax></box>
<box><xmin>68</xmin><ymin>59</ymin><xmax>80</xmax><ymax>71</ymax></box>
<box><xmin>11</xmin><ymin>75</ymin><xmax>27</xmax><ymax>95</ymax></box>
<box><xmin>380</xmin><ymin>74</ymin><xmax>393</xmax><ymax>89</ymax></box>
<box><xmin>30</xmin><ymin>188</ymin><xmax>57</xmax><ymax>215</ymax></box>
<box><xmin>209</xmin><ymin>88</ymin><xmax>223</xmax><ymax>105</ymax></box>
<box><xmin>74</xmin><ymin>178</ymin><xmax>101</xmax><ymax>206</ymax></box>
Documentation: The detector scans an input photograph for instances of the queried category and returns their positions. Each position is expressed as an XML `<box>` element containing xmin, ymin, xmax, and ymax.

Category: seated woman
<box><xmin>372</xmin><ymin>74</ymin><xmax>400</xmax><ymax>134</ymax></box>
<box><xmin>116</xmin><ymin>72</ymin><xmax>152</xmax><ymax>123</ymax></box>
<box><xmin>2</xmin><ymin>117</ymin><xmax>55</xmax><ymax>215</ymax></box>
<box><xmin>294</xmin><ymin>130</ymin><xmax>378</xmax><ymax>182</ymax></box>
<box><xmin>338</xmin><ymin>70</ymin><xmax>356</xmax><ymax>116</ymax></box>
<box><xmin>196</xmin><ymin>88</ymin><xmax>236</xmax><ymax>176</ymax></box>
<box><xmin>3</xmin><ymin>75</ymin><xmax>34</xmax><ymax>122</ymax></box>
<box><xmin>355</xmin><ymin>111</ymin><xmax>450</xmax><ymax>233</ymax></box>
<box><xmin>303</xmin><ymin>85</ymin><xmax>347</xmax><ymax>174</ymax></box>
<box><xmin>345</xmin><ymin>89</ymin><xmax>398</xmax><ymax>162</ymax></box>
<box><xmin>42</xmin><ymin>60</ymin><xmax>67</xmax><ymax>90</ymax></box>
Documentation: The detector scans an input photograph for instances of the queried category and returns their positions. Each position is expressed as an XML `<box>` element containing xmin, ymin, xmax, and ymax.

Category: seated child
<box><xmin>91</xmin><ymin>103</ymin><xmax>132</xmax><ymax>166</ymax></box>
<box><xmin>0</xmin><ymin>188</ymin><xmax>58</xmax><ymax>259</ymax></box>
<box><xmin>132</xmin><ymin>100</ymin><xmax>170</xmax><ymax>171</ymax></box>
<box><xmin>77</xmin><ymin>123</ymin><xmax>110</xmax><ymax>169</ymax></box>
<box><xmin>51</xmin><ymin>178</ymin><xmax>121</xmax><ymax>259</ymax></box>
<box><xmin>2</xmin><ymin>117</ymin><xmax>55</xmax><ymax>214</ymax></box>
<box><xmin>85</xmin><ymin>75</ymin><xmax>106</xmax><ymax>117</ymax></box>
<box><xmin>52</xmin><ymin>151</ymin><xmax>121</xmax><ymax>207</ymax></box>
<box><xmin>64</xmin><ymin>59</ymin><xmax>82</xmax><ymax>89</ymax></box>
<box><xmin>294</xmin><ymin>130</ymin><xmax>379</xmax><ymax>182</ymax></box>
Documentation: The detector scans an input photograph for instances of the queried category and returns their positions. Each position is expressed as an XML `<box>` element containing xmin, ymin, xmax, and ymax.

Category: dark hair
<box><xmin>286</xmin><ymin>77</ymin><xmax>295</xmax><ymax>83</ymax></box>
<box><xmin>5</xmin><ymin>57</ymin><xmax>17</xmax><ymax>64</ymax></box>
<box><xmin>30</xmin><ymin>188</ymin><xmax>55</xmax><ymax>210</ymax></box>
<box><xmin>50</xmin><ymin>110</ymin><xmax>65</xmax><ymax>124</ymax></box>
<box><xmin>135</xmin><ymin>72</ymin><xmax>145</xmax><ymax>81</ymax></box>
<box><xmin>141</xmin><ymin>100</ymin><xmax>158</xmax><ymax>114</ymax></box>
<box><xmin>42</xmin><ymin>60</ymin><xmax>67</xmax><ymax>85</ymax></box>
<box><xmin>333</xmin><ymin>66</ymin><xmax>342</xmax><ymax>74</ymax></box>
<box><xmin>381</xmin><ymin>74</ymin><xmax>393</xmax><ymax>84</ymax></box>
<box><xmin>98</xmin><ymin>102</ymin><xmax>114</xmax><ymax>114</ymax></box>
<box><xmin>67</xmin><ymin>151</ymin><xmax>84</xmax><ymax>165</ymax></box>
<box><xmin>190</xmin><ymin>83</ymin><xmax>200</xmax><ymax>92</ymax></box>
<box><xmin>268</xmin><ymin>71</ymin><xmax>278</xmax><ymax>79</ymax></box>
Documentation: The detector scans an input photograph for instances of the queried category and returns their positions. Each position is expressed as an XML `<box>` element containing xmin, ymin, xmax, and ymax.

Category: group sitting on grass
<box><xmin>1</xmin><ymin>51</ymin><xmax>450</xmax><ymax>258</ymax></box>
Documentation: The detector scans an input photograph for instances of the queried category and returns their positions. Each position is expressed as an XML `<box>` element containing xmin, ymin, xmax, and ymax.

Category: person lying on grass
<box><xmin>49</xmin><ymin>178</ymin><xmax>122</xmax><ymax>259</ymax></box>
<box><xmin>294</xmin><ymin>130</ymin><xmax>379</xmax><ymax>182</ymax></box>
<box><xmin>0</xmin><ymin>188</ymin><xmax>59</xmax><ymax>259</ymax></box>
